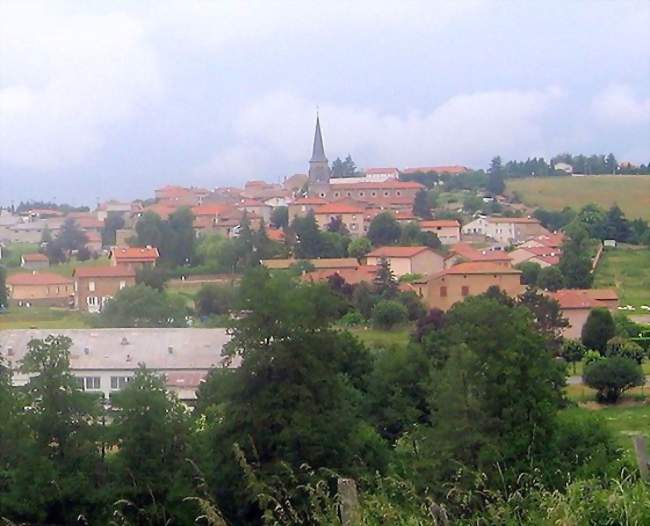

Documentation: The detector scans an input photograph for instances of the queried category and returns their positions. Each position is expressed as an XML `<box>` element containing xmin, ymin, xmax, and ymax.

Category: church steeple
<box><xmin>310</xmin><ymin>114</ymin><xmax>327</xmax><ymax>163</ymax></box>
<box><xmin>307</xmin><ymin>114</ymin><xmax>331</xmax><ymax>194</ymax></box>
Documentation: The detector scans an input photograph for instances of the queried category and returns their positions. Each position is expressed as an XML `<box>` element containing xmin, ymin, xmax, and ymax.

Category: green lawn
<box><xmin>507</xmin><ymin>175</ymin><xmax>650</xmax><ymax>220</ymax></box>
<box><xmin>6</xmin><ymin>255</ymin><xmax>110</xmax><ymax>276</ymax></box>
<box><xmin>0</xmin><ymin>307</ymin><xmax>92</xmax><ymax>329</ymax></box>
<box><xmin>598</xmin><ymin>403</ymin><xmax>650</xmax><ymax>455</ymax></box>
<box><xmin>0</xmin><ymin>242</ymin><xmax>40</xmax><ymax>268</ymax></box>
<box><xmin>348</xmin><ymin>326</ymin><xmax>411</xmax><ymax>349</ymax></box>
<box><xmin>593</xmin><ymin>248</ymin><xmax>650</xmax><ymax>309</ymax></box>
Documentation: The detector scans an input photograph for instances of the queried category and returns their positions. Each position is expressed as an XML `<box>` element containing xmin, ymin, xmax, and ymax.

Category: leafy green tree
<box><xmin>582</xmin><ymin>308</ymin><xmax>616</xmax><ymax>353</ymax></box>
<box><xmin>517</xmin><ymin>288</ymin><xmax>569</xmax><ymax>350</ymax></box>
<box><xmin>421</xmin><ymin>297</ymin><xmax>565</xmax><ymax>488</ymax></box>
<box><xmin>270</xmin><ymin>206</ymin><xmax>289</xmax><ymax>229</ymax></box>
<box><xmin>373</xmin><ymin>257</ymin><xmax>398</xmax><ymax>298</ymax></box>
<box><xmin>98</xmin><ymin>284</ymin><xmax>188</xmax><ymax>327</ymax></box>
<box><xmin>366</xmin><ymin>344</ymin><xmax>431</xmax><ymax>442</ymax></box>
<box><xmin>352</xmin><ymin>281</ymin><xmax>378</xmax><ymax>320</ymax></box>
<box><xmin>41</xmin><ymin>225</ymin><xmax>53</xmax><ymax>244</ymax></box>
<box><xmin>516</xmin><ymin>261</ymin><xmax>542</xmax><ymax>286</ymax></box>
<box><xmin>487</xmin><ymin>156</ymin><xmax>506</xmax><ymax>195</ymax></box>
<box><xmin>110</xmin><ymin>367</ymin><xmax>194</xmax><ymax>523</ymax></box>
<box><xmin>397</xmin><ymin>290</ymin><xmax>426</xmax><ymax>321</ymax></box>
<box><xmin>348</xmin><ymin>237</ymin><xmax>372</xmax><ymax>260</ymax></box>
<box><xmin>583</xmin><ymin>356</ymin><xmax>644</xmax><ymax>403</ymax></box>
<box><xmin>292</xmin><ymin>211</ymin><xmax>324</xmax><ymax>258</ymax></box>
<box><xmin>195</xmin><ymin>283</ymin><xmax>238</xmax><ymax>317</ymax></box>
<box><xmin>167</xmin><ymin>206</ymin><xmax>196</xmax><ymax>266</ymax></box>
<box><xmin>560</xmin><ymin>339</ymin><xmax>587</xmax><ymax>374</ymax></box>
<box><xmin>19</xmin><ymin>335</ymin><xmax>103</xmax><ymax>524</ymax></box>
<box><xmin>204</xmin><ymin>269</ymin><xmax>385</xmax><ymax>521</ymax></box>
<box><xmin>462</xmin><ymin>194</ymin><xmax>483</xmax><ymax>213</ymax></box>
<box><xmin>135</xmin><ymin>266</ymin><xmax>169</xmax><ymax>291</ymax></box>
<box><xmin>372</xmin><ymin>299</ymin><xmax>408</xmax><ymax>330</ymax></box>
<box><xmin>537</xmin><ymin>265</ymin><xmax>565</xmax><ymax>291</ymax></box>
<box><xmin>135</xmin><ymin>211</ymin><xmax>165</xmax><ymax>251</ymax></box>
<box><xmin>603</xmin><ymin>205</ymin><xmax>631</xmax><ymax>242</ymax></box>
<box><xmin>412</xmin><ymin>190</ymin><xmax>432</xmax><ymax>219</ymax></box>
<box><xmin>559</xmin><ymin>221</ymin><xmax>594</xmax><ymax>288</ymax></box>
<box><xmin>577</xmin><ymin>204</ymin><xmax>608</xmax><ymax>240</ymax></box>
<box><xmin>367</xmin><ymin>212</ymin><xmax>401</xmax><ymax>246</ymax></box>
<box><xmin>605</xmin><ymin>336</ymin><xmax>646</xmax><ymax>364</ymax></box>
<box><xmin>320</xmin><ymin>231</ymin><xmax>349</xmax><ymax>257</ymax></box>
<box><xmin>57</xmin><ymin>217</ymin><xmax>89</xmax><ymax>252</ymax></box>
<box><xmin>101</xmin><ymin>212</ymin><xmax>125</xmax><ymax>247</ymax></box>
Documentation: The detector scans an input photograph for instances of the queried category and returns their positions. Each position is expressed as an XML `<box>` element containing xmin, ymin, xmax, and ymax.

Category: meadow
<box><xmin>507</xmin><ymin>175</ymin><xmax>650</xmax><ymax>220</ymax></box>
<box><xmin>594</xmin><ymin>247</ymin><xmax>650</xmax><ymax>309</ymax></box>
<box><xmin>0</xmin><ymin>307</ymin><xmax>91</xmax><ymax>330</ymax></box>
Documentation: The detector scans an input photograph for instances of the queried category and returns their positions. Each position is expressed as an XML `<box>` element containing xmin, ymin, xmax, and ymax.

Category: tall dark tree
<box><xmin>101</xmin><ymin>212</ymin><xmax>125</xmax><ymax>247</ymax></box>
<box><xmin>270</xmin><ymin>206</ymin><xmax>289</xmax><ymax>229</ymax></box>
<box><xmin>487</xmin><ymin>156</ymin><xmax>506</xmax><ymax>195</ymax></box>
<box><xmin>582</xmin><ymin>307</ymin><xmax>616</xmax><ymax>353</ymax></box>
<box><xmin>292</xmin><ymin>211</ymin><xmax>324</xmax><ymax>258</ymax></box>
<box><xmin>367</xmin><ymin>212</ymin><xmax>401</xmax><ymax>246</ymax></box>
<box><xmin>559</xmin><ymin>221</ymin><xmax>594</xmax><ymax>288</ymax></box>
<box><xmin>412</xmin><ymin>189</ymin><xmax>432</xmax><ymax>219</ymax></box>
<box><xmin>0</xmin><ymin>265</ymin><xmax>7</xmax><ymax>309</ymax></box>
<box><xmin>57</xmin><ymin>217</ymin><xmax>88</xmax><ymax>252</ymax></box>
<box><xmin>373</xmin><ymin>257</ymin><xmax>398</xmax><ymax>298</ymax></box>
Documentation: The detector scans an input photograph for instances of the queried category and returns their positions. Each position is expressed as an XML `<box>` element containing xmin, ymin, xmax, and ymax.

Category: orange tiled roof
<box><xmin>315</xmin><ymin>202</ymin><xmax>366</xmax><ymax>215</ymax></box>
<box><xmin>551</xmin><ymin>289</ymin><xmax>619</xmax><ymax>309</ymax></box>
<box><xmin>111</xmin><ymin>246</ymin><xmax>159</xmax><ymax>262</ymax></box>
<box><xmin>74</xmin><ymin>266</ymin><xmax>136</xmax><ymax>278</ymax></box>
<box><xmin>191</xmin><ymin>204</ymin><xmax>233</xmax><ymax>216</ymax></box>
<box><xmin>7</xmin><ymin>272</ymin><xmax>73</xmax><ymax>286</ymax></box>
<box><xmin>489</xmin><ymin>216</ymin><xmax>540</xmax><ymax>224</ymax></box>
<box><xmin>22</xmin><ymin>253</ymin><xmax>49</xmax><ymax>262</ymax></box>
<box><xmin>367</xmin><ymin>246</ymin><xmax>432</xmax><ymax>258</ymax></box>
<box><xmin>443</xmin><ymin>262</ymin><xmax>521</xmax><ymax>275</ymax></box>
<box><xmin>303</xmin><ymin>265</ymin><xmax>379</xmax><ymax>285</ymax></box>
<box><xmin>420</xmin><ymin>219</ymin><xmax>460</xmax><ymax>228</ymax></box>
<box><xmin>291</xmin><ymin>196</ymin><xmax>328</xmax><ymax>205</ymax></box>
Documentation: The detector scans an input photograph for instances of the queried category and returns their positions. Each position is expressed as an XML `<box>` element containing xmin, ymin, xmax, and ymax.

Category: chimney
<box><xmin>126</xmin><ymin>354</ymin><xmax>132</xmax><ymax>362</ymax></box>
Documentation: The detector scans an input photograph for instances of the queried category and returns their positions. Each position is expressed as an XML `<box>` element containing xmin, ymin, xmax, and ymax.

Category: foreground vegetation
<box><xmin>508</xmin><ymin>175</ymin><xmax>650</xmax><ymax>220</ymax></box>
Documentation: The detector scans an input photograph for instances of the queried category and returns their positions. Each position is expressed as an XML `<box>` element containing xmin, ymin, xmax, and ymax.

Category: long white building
<box><xmin>0</xmin><ymin>328</ymin><xmax>236</xmax><ymax>402</ymax></box>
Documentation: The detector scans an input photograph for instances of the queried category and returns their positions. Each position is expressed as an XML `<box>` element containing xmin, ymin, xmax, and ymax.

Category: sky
<box><xmin>0</xmin><ymin>0</ymin><xmax>649</xmax><ymax>205</ymax></box>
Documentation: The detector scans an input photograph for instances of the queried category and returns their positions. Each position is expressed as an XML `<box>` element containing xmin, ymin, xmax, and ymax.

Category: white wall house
<box><xmin>0</xmin><ymin>328</ymin><xmax>237</xmax><ymax>403</ymax></box>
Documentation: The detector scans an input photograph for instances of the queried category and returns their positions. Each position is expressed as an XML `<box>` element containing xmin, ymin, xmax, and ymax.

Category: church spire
<box><xmin>310</xmin><ymin>114</ymin><xmax>327</xmax><ymax>163</ymax></box>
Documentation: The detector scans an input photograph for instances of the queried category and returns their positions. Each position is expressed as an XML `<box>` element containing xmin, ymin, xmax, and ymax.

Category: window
<box><xmin>119</xmin><ymin>280</ymin><xmax>127</xmax><ymax>290</ymax></box>
<box><xmin>87</xmin><ymin>296</ymin><xmax>98</xmax><ymax>306</ymax></box>
<box><xmin>346</xmin><ymin>192</ymin><xmax>351</xmax><ymax>197</ymax></box>
<box><xmin>371</xmin><ymin>191</ymin><xmax>377</xmax><ymax>197</ymax></box>
<box><xmin>440</xmin><ymin>286</ymin><xmax>447</xmax><ymax>297</ymax></box>
<box><xmin>383</xmin><ymin>191</ymin><xmax>389</xmax><ymax>197</ymax></box>
<box><xmin>334</xmin><ymin>192</ymin><xmax>340</xmax><ymax>198</ymax></box>
<box><xmin>359</xmin><ymin>192</ymin><xmax>365</xmax><ymax>197</ymax></box>
<box><xmin>350</xmin><ymin>224</ymin><xmax>357</xmax><ymax>230</ymax></box>
<box><xmin>111</xmin><ymin>376</ymin><xmax>131</xmax><ymax>390</ymax></box>
<box><xmin>80</xmin><ymin>376</ymin><xmax>101</xmax><ymax>390</ymax></box>
<box><xmin>88</xmin><ymin>281</ymin><xmax>96</xmax><ymax>292</ymax></box>
<box><xmin>396</xmin><ymin>191</ymin><xmax>401</xmax><ymax>196</ymax></box>
<box><xmin>461</xmin><ymin>285</ymin><xmax>470</xmax><ymax>297</ymax></box>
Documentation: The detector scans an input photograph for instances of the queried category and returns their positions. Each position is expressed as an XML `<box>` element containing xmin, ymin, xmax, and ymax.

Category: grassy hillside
<box><xmin>594</xmin><ymin>247</ymin><xmax>650</xmax><ymax>309</ymax></box>
<box><xmin>507</xmin><ymin>175</ymin><xmax>650</xmax><ymax>220</ymax></box>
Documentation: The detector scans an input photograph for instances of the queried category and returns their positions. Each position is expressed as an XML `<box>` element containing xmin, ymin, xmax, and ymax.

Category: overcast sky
<box><xmin>1</xmin><ymin>1</ymin><xmax>649</xmax><ymax>205</ymax></box>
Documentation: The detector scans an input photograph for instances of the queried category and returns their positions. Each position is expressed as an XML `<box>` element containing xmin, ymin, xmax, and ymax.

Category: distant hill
<box><xmin>507</xmin><ymin>175</ymin><xmax>650</xmax><ymax>220</ymax></box>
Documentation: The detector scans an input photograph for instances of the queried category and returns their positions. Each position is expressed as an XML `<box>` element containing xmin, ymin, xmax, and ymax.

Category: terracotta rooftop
<box><xmin>73</xmin><ymin>266</ymin><xmax>136</xmax><ymax>278</ymax></box>
<box><xmin>261</xmin><ymin>258</ymin><xmax>360</xmax><ymax>270</ymax></box>
<box><xmin>291</xmin><ymin>196</ymin><xmax>328</xmax><ymax>205</ymax></box>
<box><xmin>111</xmin><ymin>246</ymin><xmax>159</xmax><ymax>262</ymax></box>
<box><xmin>550</xmin><ymin>289</ymin><xmax>619</xmax><ymax>309</ymax></box>
<box><xmin>191</xmin><ymin>204</ymin><xmax>234</xmax><ymax>216</ymax></box>
<box><xmin>450</xmin><ymin>242</ymin><xmax>512</xmax><ymax>262</ymax></box>
<box><xmin>7</xmin><ymin>272</ymin><xmax>73</xmax><ymax>286</ymax></box>
<box><xmin>443</xmin><ymin>262</ymin><xmax>521</xmax><ymax>275</ymax></box>
<box><xmin>303</xmin><ymin>265</ymin><xmax>379</xmax><ymax>285</ymax></box>
<box><xmin>420</xmin><ymin>219</ymin><xmax>461</xmax><ymax>228</ymax></box>
<box><xmin>367</xmin><ymin>246</ymin><xmax>432</xmax><ymax>258</ymax></box>
<box><xmin>315</xmin><ymin>202</ymin><xmax>366</xmax><ymax>214</ymax></box>
<box><xmin>489</xmin><ymin>216</ymin><xmax>540</xmax><ymax>224</ymax></box>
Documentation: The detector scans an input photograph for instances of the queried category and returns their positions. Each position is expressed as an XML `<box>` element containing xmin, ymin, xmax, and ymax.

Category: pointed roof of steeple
<box><xmin>310</xmin><ymin>114</ymin><xmax>327</xmax><ymax>163</ymax></box>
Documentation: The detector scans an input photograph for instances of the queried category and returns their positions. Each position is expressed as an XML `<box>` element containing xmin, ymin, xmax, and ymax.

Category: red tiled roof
<box><xmin>364</xmin><ymin>167</ymin><xmax>399</xmax><ymax>174</ymax></box>
<box><xmin>420</xmin><ymin>219</ymin><xmax>461</xmax><ymax>228</ymax></box>
<box><xmin>22</xmin><ymin>253</ymin><xmax>49</xmax><ymax>262</ymax></box>
<box><xmin>143</xmin><ymin>204</ymin><xmax>178</xmax><ymax>219</ymax></box>
<box><xmin>551</xmin><ymin>289</ymin><xmax>619</xmax><ymax>309</ymax></box>
<box><xmin>73</xmin><ymin>266</ymin><xmax>136</xmax><ymax>278</ymax></box>
<box><xmin>402</xmin><ymin>165</ymin><xmax>469</xmax><ymax>174</ymax></box>
<box><xmin>489</xmin><ymin>216</ymin><xmax>540</xmax><ymax>224</ymax></box>
<box><xmin>111</xmin><ymin>246</ymin><xmax>159</xmax><ymax>262</ymax></box>
<box><xmin>291</xmin><ymin>197</ymin><xmax>328</xmax><ymax>205</ymax></box>
<box><xmin>73</xmin><ymin>216</ymin><xmax>104</xmax><ymax>229</ymax></box>
<box><xmin>191</xmin><ymin>204</ymin><xmax>233</xmax><ymax>216</ymax></box>
<box><xmin>367</xmin><ymin>246</ymin><xmax>432</xmax><ymax>258</ymax></box>
<box><xmin>303</xmin><ymin>265</ymin><xmax>379</xmax><ymax>285</ymax></box>
<box><xmin>165</xmin><ymin>371</ymin><xmax>207</xmax><ymax>389</ymax></box>
<box><xmin>327</xmin><ymin>181</ymin><xmax>425</xmax><ymax>190</ymax></box>
<box><xmin>7</xmin><ymin>272</ymin><xmax>73</xmax><ymax>286</ymax></box>
<box><xmin>444</xmin><ymin>262</ymin><xmax>521</xmax><ymax>275</ymax></box>
<box><xmin>315</xmin><ymin>202</ymin><xmax>366</xmax><ymax>214</ymax></box>
<box><xmin>267</xmin><ymin>228</ymin><xmax>285</xmax><ymax>242</ymax></box>
<box><xmin>449</xmin><ymin>242</ymin><xmax>511</xmax><ymax>262</ymax></box>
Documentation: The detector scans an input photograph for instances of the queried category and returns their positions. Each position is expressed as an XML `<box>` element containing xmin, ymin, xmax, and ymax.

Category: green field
<box><xmin>0</xmin><ymin>307</ymin><xmax>91</xmax><ymax>330</ymax></box>
<box><xmin>507</xmin><ymin>175</ymin><xmax>650</xmax><ymax>220</ymax></box>
<box><xmin>348</xmin><ymin>326</ymin><xmax>411</xmax><ymax>349</ymax></box>
<box><xmin>594</xmin><ymin>248</ymin><xmax>650</xmax><ymax>309</ymax></box>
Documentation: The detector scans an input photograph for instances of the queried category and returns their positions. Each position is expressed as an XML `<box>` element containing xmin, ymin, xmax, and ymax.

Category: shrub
<box><xmin>583</xmin><ymin>356</ymin><xmax>644</xmax><ymax>403</ymax></box>
<box><xmin>397</xmin><ymin>291</ymin><xmax>426</xmax><ymax>321</ymax></box>
<box><xmin>583</xmin><ymin>349</ymin><xmax>604</xmax><ymax>366</ymax></box>
<box><xmin>581</xmin><ymin>308</ymin><xmax>616</xmax><ymax>353</ymax></box>
<box><xmin>605</xmin><ymin>336</ymin><xmax>646</xmax><ymax>364</ymax></box>
<box><xmin>516</xmin><ymin>261</ymin><xmax>541</xmax><ymax>286</ymax></box>
<box><xmin>340</xmin><ymin>310</ymin><xmax>364</xmax><ymax>327</ymax></box>
<box><xmin>195</xmin><ymin>284</ymin><xmax>238</xmax><ymax>317</ymax></box>
<box><xmin>536</xmin><ymin>266</ymin><xmax>564</xmax><ymax>291</ymax></box>
<box><xmin>560</xmin><ymin>339</ymin><xmax>586</xmax><ymax>373</ymax></box>
<box><xmin>371</xmin><ymin>300</ymin><xmax>408</xmax><ymax>330</ymax></box>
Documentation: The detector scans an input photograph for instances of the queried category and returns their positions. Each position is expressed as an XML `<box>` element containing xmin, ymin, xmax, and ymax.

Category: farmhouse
<box><xmin>20</xmin><ymin>253</ymin><xmax>49</xmax><ymax>270</ymax></box>
<box><xmin>462</xmin><ymin>216</ymin><xmax>548</xmax><ymax>245</ymax></box>
<box><xmin>0</xmin><ymin>328</ymin><xmax>236</xmax><ymax>403</ymax></box>
<box><xmin>6</xmin><ymin>272</ymin><xmax>74</xmax><ymax>307</ymax></box>
<box><xmin>419</xmin><ymin>219</ymin><xmax>461</xmax><ymax>244</ymax></box>
<box><xmin>550</xmin><ymin>289</ymin><xmax>619</xmax><ymax>339</ymax></box>
<box><xmin>419</xmin><ymin>262</ymin><xmax>523</xmax><ymax>311</ymax></box>
<box><xmin>110</xmin><ymin>246</ymin><xmax>159</xmax><ymax>270</ymax></box>
<box><xmin>73</xmin><ymin>266</ymin><xmax>136</xmax><ymax>313</ymax></box>
<box><xmin>365</xmin><ymin>246</ymin><xmax>444</xmax><ymax>278</ymax></box>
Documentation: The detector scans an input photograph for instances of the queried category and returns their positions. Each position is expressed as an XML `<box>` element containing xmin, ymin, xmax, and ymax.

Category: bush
<box><xmin>536</xmin><ymin>265</ymin><xmax>564</xmax><ymax>291</ymax></box>
<box><xmin>581</xmin><ymin>308</ymin><xmax>616</xmax><ymax>353</ymax></box>
<box><xmin>560</xmin><ymin>339</ymin><xmax>586</xmax><ymax>373</ymax></box>
<box><xmin>340</xmin><ymin>310</ymin><xmax>364</xmax><ymax>327</ymax></box>
<box><xmin>516</xmin><ymin>261</ymin><xmax>541</xmax><ymax>286</ymax></box>
<box><xmin>397</xmin><ymin>291</ymin><xmax>426</xmax><ymax>321</ymax></box>
<box><xmin>605</xmin><ymin>336</ymin><xmax>646</xmax><ymax>364</ymax></box>
<box><xmin>195</xmin><ymin>284</ymin><xmax>238</xmax><ymax>317</ymax></box>
<box><xmin>583</xmin><ymin>356</ymin><xmax>644</xmax><ymax>403</ymax></box>
<box><xmin>136</xmin><ymin>266</ymin><xmax>170</xmax><ymax>291</ymax></box>
<box><xmin>371</xmin><ymin>300</ymin><xmax>408</xmax><ymax>330</ymax></box>
<box><xmin>583</xmin><ymin>349</ymin><xmax>604</xmax><ymax>366</ymax></box>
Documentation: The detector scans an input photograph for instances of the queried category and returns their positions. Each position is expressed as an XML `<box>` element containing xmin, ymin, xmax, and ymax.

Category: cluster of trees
<box><xmin>330</xmin><ymin>154</ymin><xmax>360</xmax><ymax>178</ymax></box>
<box><xmin>0</xmin><ymin>270</ymin><xmax>630</xmax><ymax>524</ymax></box>
<box><xmin>42</xmin><ymin>218</ymin><xmax>91</xmax><ymax>264</ymax></box>
<box><xmin>552</xmin><ymin>153</ymin><xmax>649</xmax><ymax>175</ymax></box>
<box><xmin>560</xmin><ymin>308</ymin><xmax>649</xmax><ymax>403</ymax></box>
<box><xmin>133</xmin><ymin>208</ymin><xmax>196</xmax><ymax>267</ymax></box>
<box><xmin>12</xmin><ymin>201</ymin><xmax>90</xmax><ymax>214</ymax></box>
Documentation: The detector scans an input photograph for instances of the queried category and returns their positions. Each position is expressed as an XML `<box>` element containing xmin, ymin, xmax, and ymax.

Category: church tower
<box><xmin>307</xmin><ymin>115</ymin><xmax>331</xmax><ymax>196</ymax></box>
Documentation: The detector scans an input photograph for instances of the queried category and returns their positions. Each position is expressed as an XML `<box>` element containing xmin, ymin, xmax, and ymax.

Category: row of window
<box><xmin>330</xmin><ymin>190</ymin><xmax>403</xmax><ymax>198</ymax></box>
<box><xmin>439</xmin><ymin>286</ymin><xmax>470</xmax><ymax>298</ymax></box>
<box><xmin>76</xmin><ymin>376</ymin><xmax>132</xmax><ymax>390</ymax></box>
<box><xmin>86</xmin><ymin>280</ymin><xmax>127</xmax><ymax>292</ymax></box>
